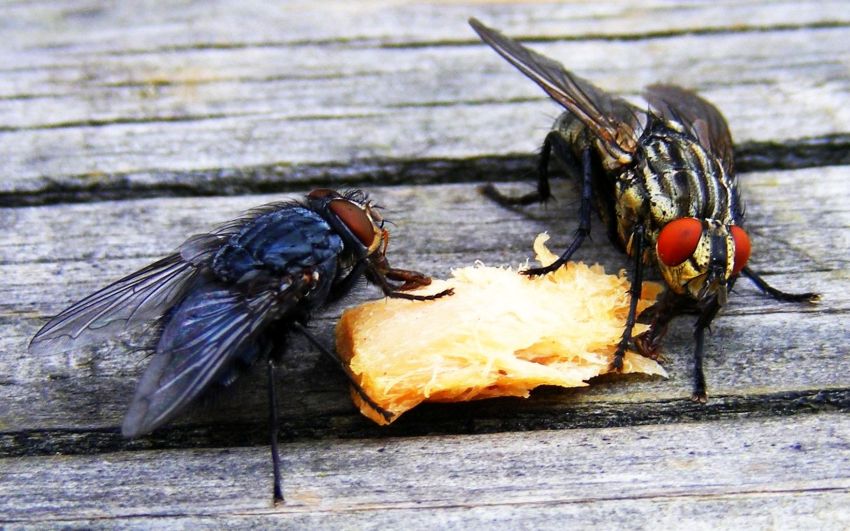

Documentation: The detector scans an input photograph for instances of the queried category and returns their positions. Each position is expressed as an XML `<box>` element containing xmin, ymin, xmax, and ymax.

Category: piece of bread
<box><xmin>336</xmin><ymin>234</ymin><xmax>666</xmax><ymax>425</ymax></box>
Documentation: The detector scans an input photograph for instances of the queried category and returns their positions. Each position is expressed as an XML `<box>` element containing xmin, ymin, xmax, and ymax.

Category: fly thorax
<box><xmin>641</xmin><ymin>127</ymin><xmax>736</xmax><ymax>225</ymax></box>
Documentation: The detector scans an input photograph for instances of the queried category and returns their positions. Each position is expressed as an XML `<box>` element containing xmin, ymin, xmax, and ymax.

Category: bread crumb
<box><xmin>336</xmin><ymin>234</ymin><xmax>666</xmax><ymax>425</ymax></box>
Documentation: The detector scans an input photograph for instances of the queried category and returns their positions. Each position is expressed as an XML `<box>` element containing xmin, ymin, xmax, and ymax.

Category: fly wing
<box><xmin>469</xmin><ymin>18</ymin><xmax>646</xmax><ymax>166</ymax></box>
<box><xmin>645</xmin><ymin>84</ymin><xmax>735</xmax><ymax>175</ymax></box>
<box><xmin>29</xmin><ymin>255</ymin><xmax>194</xmax><ymax>354</ymax></box>
<box><xmin>121</xmin><ymin>273</ymin><xmax>311</xmax><ymax>437</ymax></box>
<box><xmin>28</xmin><ymin>234</ymin><xmax>225</xmax><ymax>355</ymax></box>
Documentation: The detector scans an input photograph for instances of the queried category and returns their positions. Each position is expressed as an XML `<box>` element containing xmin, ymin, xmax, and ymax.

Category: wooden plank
<box><xmin>1</xmin><ymin>1</ymin><xmax>849</xmax><ymax>197</ymax></box>
<box><xmin>1</xmin><ymin>413</ymin><xmax>848</xmax><ymax>527</ymax></box>
<box><xmin>2</xmin><ymin>1</ymin><xmax>849</xmax><ymax>526</ymax></box>
<box><xmin>4</xmin><ymin>0</ymin><xmax>849</xmax><ymax>51</ymax></box>
<box><xmin>2</xmin><ymin>165</ymin><xmax>847</xmax><ymax>449</ymax></box>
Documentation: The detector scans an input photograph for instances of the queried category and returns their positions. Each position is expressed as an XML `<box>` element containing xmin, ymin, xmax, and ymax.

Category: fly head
<box><xmin>307</xmin><ymin>189</ymin><xmax>386</xmax><ymax>259</ymax></box>
<box><xmin>656</xmin><ymin>217</ymin><xmax>751</xmax><ymax>307</ymax></box>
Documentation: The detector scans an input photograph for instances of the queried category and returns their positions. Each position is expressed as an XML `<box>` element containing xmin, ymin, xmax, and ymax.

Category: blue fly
<box><xmin>30</xmin><ymin>188</ymin><xmax>452</xmax><ymax>502</ymax></box>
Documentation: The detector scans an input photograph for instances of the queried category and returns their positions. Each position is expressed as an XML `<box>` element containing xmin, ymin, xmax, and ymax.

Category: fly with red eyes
<box><xmin>470</xmin><ymin>19</ymin><xmax>817</xmax><ymax>402</ymax></box>
<box><xmin>29</xmin><ymin>188</ymin><xmax>452</xmax><ymax>503</ymax></box>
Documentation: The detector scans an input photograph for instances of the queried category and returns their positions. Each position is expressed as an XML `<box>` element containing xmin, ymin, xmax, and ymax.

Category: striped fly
<box><xmin>469</xmin><ymin>18</ymin><xmax>818</xmax><ymax>401</ymax></box>
<box><xmin>29</xmin><ymin>188</ymin><xmax>452</xmax><ymax>502</ymax></box>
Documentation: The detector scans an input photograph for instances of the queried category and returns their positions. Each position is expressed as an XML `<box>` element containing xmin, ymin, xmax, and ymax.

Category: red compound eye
<box><xmin>730</xmin><ymin>225</ymin><xmax>751</xmax><ymax>275</ymax></box>
<box><xmin>329</xmin><ymin>199</ymin><xmax>375</xmax><ymax>247</ymax></box>
<box><xmin>657</xmin><ymin>218</ymin><xmax>703</xmax><ymax>267</ymax></box>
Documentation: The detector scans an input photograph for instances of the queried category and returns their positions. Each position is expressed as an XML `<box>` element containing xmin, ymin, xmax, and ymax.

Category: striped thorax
<box><xmin>470</xmin><ymin>17</ymin><xmax>817</xmax><ymax>401</ymax></box>
<box><xmin>611</xmin><ymin>119</ymin><xmax>746</xmax><ymax>304</ymax></box>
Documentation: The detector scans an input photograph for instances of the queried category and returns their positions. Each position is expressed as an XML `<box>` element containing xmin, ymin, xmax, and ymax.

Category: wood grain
<box><xmin>1</xmin><ymin>0</ymin><xmax>848</xmax><ymax>527</ymax></box>
<box><xmin>2</xmin><ymin>1</ymin><xmax>849</xmax><ymax>199</ymax></box>
<box><xmin>1</xmin><ymin>414</ymin><xmax>848</xmax><ymax>528</ymax></box>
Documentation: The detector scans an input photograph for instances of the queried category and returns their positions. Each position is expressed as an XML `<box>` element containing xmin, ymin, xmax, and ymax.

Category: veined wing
<box><xmin>122</xmin><ymin>274</ymin><xmax>311</xmax><ymax>437</ymax></box>
<box><xmin>29</xmin><ymin>234</ymin><xmax>224</xmax><ymax>355</ymax></box>
<box><xmin>469</xmin><ymin>17</ymin><xmax>645</xmax><ymax>166</ymax></box>
<box><xmin>30</xmin><ymin>255</ymin><xmax>197</xmax><ymax>354</ymax></box>
<box><xmin>645</xmin><ymin>84</ymin><xmax>735</xmax><ymax>175</ymax></box>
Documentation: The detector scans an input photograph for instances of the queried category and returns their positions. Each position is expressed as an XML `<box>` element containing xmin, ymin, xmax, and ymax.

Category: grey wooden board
<box><xmin>2</xmin><ymin>0</ymin><xmax>850</xmax><ymax>528</ymax></box>
<box><xmin>2</xmin><ymin>1</ymin><xmax>850</xmax><ymax>195</ymax></box>
<box><xmin>1</xmin><ymin>413</ymin><xmax>849</xmax><ymax>528</ymax></box>
<box><xmin>1</xmin><ymin>167</ymin><xmax>847</xmax><ymax>437</ymax></box>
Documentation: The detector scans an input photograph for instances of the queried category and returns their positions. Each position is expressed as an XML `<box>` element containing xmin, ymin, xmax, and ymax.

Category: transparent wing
<box><xmin>469</xmin><ymin>17</ymin><xmax>646</xmax><ymax>164</ymax></box>
<box><xmin>29</xmin><ymin>233</ymin><xmax>224</xmax><ymax>355</ymax></box>
<box><xmin>645</xmin><ymin>84</ymin><xmax>735</xmax><ymax>175</ymax></box>
<box><xmin>122</xmin><ymin>274</ymin><xmax>311</xmax><ymax>437</ymax></box>
<box><xmin>29</xmin><ymin>255</ymin><xmax>198</xmax><ymax>354</ymax></box>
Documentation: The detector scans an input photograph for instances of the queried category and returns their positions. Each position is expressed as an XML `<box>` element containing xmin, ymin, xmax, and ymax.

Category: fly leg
<box><xmin>481</xmin><ymin>131</ymin><xmax>555</xmax><ymax>206</ymax></box>
<box><xmin>267</xmin><ymin>348</ymin><xmax>285</xmax><ymax>504</ymax></box>
<box><xmin>611</xmin><ymin>223</ymin><xmax>646</xmax><ymax>371</ymax></box>
<box><xmin>367</xmin><ymin>267</ymin><xmax>454</xmax><ymax>301</ymax></box>
<box><xmin>523</xmin><ymin>145</ymin><xmax>593</xmax><ymax>276</ymax></box>
<box><xmin>692</xmin><ymin>301</ymin><xmax>721</xmax><ymax>403</ymax></box>
<box><xmin>634</xmin><ymin>292</ymin><xmax>698</xmax><ymax>360</ymax></box>
<box><xmin>384</xmin><ymin>267</ymin><xmax>434</xmax><ymax>291</ymax></box>
<box><xmin>741</xmin><ymin>266</ymin><xmax>819</xmax><ymax>303</ymax></box>
<box><xmin>634</xmin><ymin>303</ymin><xmax>675</xmax><ymax>361</ymax></box>
<box><xmin>292</xmin><ymin>322</ymin><xmax>395</xmax><ymax>424</ymax></box>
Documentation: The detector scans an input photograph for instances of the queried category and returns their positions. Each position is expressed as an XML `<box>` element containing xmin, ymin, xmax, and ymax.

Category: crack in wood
<box><xmin>1</xmin><ymin>135</ymin><xmax>848</xmax><ymax>208</ymax></box>
<box><xmin>386</xmin><ymin>21</ymin><xmax>850</xmax><ymax>48</ymax></box>
<box><xmin>2</xmin><ymin>388</ymin><xmax>846</xmax><ymax>459</ymax></box>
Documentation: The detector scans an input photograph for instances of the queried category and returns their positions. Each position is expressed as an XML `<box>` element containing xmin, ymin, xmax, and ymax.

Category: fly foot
<box><xmin>480</xmin><ymin>183</ymin><xmax>547</xmax><ymax>207</ymax></box>
<box><xmin>690</xmin><ymin>391</ymin><xmax>708</xmax><ymax>404</ymax></box>
<box><xmin>522</xmin><ymin>262</ymin><xmax>563</xmax><ymax>277</ymax></box>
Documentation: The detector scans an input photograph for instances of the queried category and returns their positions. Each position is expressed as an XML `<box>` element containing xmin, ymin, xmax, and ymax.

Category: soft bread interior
<box><xmin>336</xmin><ymin>234</ymin><xmax>666</xmax><ymax>425</ymax></box>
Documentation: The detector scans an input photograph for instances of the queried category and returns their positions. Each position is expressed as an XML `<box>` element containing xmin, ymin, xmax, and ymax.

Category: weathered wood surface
<box><xmin>1</xmin><ymin>0</ymin><xmax>849</xmax><ymax>528</ymax></box>
<box><xmin>2</xmin><ymin>414</ymin><xmax>849</xmax><ymax>529</ymax></box>
<box><xmin>3</xmin><ymin>0</ymin><xmax>850</xmax><ymax>202</ymax></box>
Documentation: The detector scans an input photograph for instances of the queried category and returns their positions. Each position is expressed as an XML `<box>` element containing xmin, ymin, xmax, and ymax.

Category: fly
<box><xmin>29</xmin><ymin>188</ymin><xmax>452</xmax><ymax>503</ymax></box>
<box><xmin>469</xmin><ymin>18</ymin><xmax>818</xmax><ymax>402</ymax></box>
